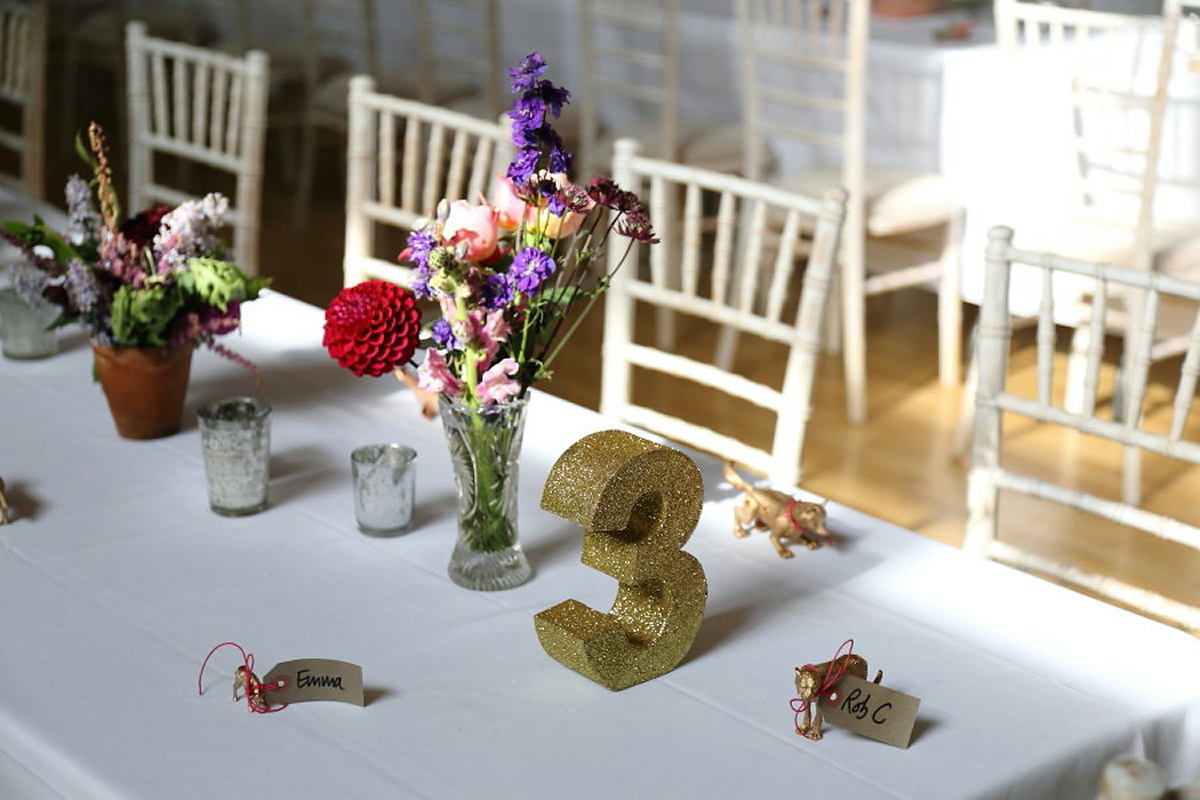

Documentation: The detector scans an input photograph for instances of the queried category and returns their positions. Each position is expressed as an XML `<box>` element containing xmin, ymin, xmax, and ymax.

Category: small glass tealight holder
<box><xmin>351</xmin><ymin>444</ymin><xmax>417</xmax><ymax>535</ymax></box>
<box><xmin>197</xmin><ymin>397</ymin><xmax>272</xmax><ymax>516</ymax></box>
<box><xmin>0</xmin><ymin>287</ymin><xmax>59</xmax><ymax>360</ymax></box>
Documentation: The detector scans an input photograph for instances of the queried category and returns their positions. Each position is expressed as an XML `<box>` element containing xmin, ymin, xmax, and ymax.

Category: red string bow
<box><xmin>790</xmin><ymin>638</ymin><xmax>855</xmax><ymax>725</ymax></box>
<box><xmin>198</xmin><ymin>641</ymin><xmax>288</xmax><ymax>714</ymax></box>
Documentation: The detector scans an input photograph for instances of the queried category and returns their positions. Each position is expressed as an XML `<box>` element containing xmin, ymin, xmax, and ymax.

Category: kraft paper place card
<box><xmin>261</xmin><ymin>659</ymin><xmax>365</xmax><ymax>707</ymax></box>
<box><xmin>821</xmin><ymin>673</ymin><xmax>920</xmax><ymax>748</ymax></box>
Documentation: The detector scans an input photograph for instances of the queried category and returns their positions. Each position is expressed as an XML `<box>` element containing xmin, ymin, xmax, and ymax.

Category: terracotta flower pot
<box><xmin>871</xmin><ymin>0</ymin><xmax>941</xmax><ymax>16</ymax></box>
<box><xmin>91</xmin><ymin>341</ymin><xmax>194</xmax><ymax>440</ymax></box>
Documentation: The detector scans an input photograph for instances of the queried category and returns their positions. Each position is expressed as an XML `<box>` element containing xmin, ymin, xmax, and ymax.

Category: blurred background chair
<box><xmin>573</xmin><ymin>0</ymin><xmax>744</xmax><ymax>178</ymax></box>
<box><xmin>412</xmin><ymin>0</ymin><xmax>502</xmax><ymax>120</ymax></box>
<box><xmin>953</xmin><ymin>0</ymin><xmax>1192</xmax><ymax>498</ymax></box>
<box><xmin>601</xmin><ymin>137</ymin><xmax>847</xmax><ymax>489</ymax></box>
<box><xmin>965</xmin><ymin>225</ymin><xmax>1200</xmax><ymax>633</ymax></box>
<box><xmin>735</xmin><ymin>0</ymin><xmax>965</xmax><ymax>426</ymax></box>
<box><xmin>288</xmin><ymin>0</ymin><xmax>501</xmax><ymax>230</ymax></box>
<box><xmin>125</xmin><ymin>20</ymin><xmax>270</xmax><ymax>274</ymax></box>
<box><xmin>57</xmin><ymin>0</ymin><xmax>238</xmax><ymax>159</ymax></box>
<box><xmin>0</xmin><ymin>0</ymin><xmax>46</xmax><ymax>199</ymax></box>
<box><xmin>342</xmin><ymin>74</ymin><xmax>512</xmax><ymax>289</ymax></box>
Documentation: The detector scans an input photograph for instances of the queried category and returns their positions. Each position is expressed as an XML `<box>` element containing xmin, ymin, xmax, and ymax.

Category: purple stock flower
<box><xmin>429</xmin><ymin>317</ymin><xmax>460</xmax><ymax>350</ymax></box>
<box><xmin>484</xmin><ymin>272</ymin><xmax>514</xmax><ymax>308</ymax></box>
<box><xmin>509</xmin><ymin>247</ymin><xmax>556</xmax><ymax>294</ymax></box>
<box><xmin>402</xmin><ymin>229</ymin><xmax>437</xmax><ymax>298</ymax></box>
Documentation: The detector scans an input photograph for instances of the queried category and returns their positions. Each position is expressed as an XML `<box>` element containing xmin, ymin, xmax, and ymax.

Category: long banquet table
<box><xmin>3</xmin><ymin>291</ymin><xmax>1200</xmax><ymax>799</ymax></box>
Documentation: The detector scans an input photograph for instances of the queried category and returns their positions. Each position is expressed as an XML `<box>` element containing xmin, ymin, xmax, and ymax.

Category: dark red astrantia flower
<box><xmin>323</xmin><ymin>280</ymin><xmax>421</xmax><ymax>377</ymax></box>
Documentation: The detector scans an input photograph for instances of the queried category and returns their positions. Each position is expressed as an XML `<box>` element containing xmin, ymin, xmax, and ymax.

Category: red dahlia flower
<box><xmin>323</xmin><ymin>280</ymin><xmax>421</xmax><ymax>378</ymax></box>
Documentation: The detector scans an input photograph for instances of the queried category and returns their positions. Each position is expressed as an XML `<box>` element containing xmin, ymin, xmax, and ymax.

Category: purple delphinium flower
<box><xmin>509</xmin><ymin>247</ymin><xmax>556</xmax><ymax>294</ymax></box>
<box><xmin>507</xmin><ymin>53</ymin><xmax>546</xmax><ymax>94</ymax></box>
<box><xmin>505</xmin><ymin>52</ymin><xmax>572</xmax><ymax>190</ymax></box>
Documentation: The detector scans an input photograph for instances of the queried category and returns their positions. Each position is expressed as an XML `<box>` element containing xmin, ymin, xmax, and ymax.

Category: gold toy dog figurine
<box><xmin>724</xmin><ymin>462</ymin><xmax>829</xmax><ymax>558</ymax></box>
<box><xmin>793</xmin><ymin>649</ymin><xmax>882</xmax><ymax>740</ymax></box>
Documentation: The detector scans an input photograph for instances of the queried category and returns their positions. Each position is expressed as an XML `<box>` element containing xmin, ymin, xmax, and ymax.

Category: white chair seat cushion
<box><xmin>777</xmin><ymin>166</ymin><xmax>962</xmax><ymax>236</ymax></box>
<box><xmin>1001</xmin><ymin>216</ymin><xmax>1200</xmax><ymax>322</ymax></box>
<box><xmin>1012</xmin><ymin>215</ymin><xmax>1200</xmax><ymax>274</ymax></box>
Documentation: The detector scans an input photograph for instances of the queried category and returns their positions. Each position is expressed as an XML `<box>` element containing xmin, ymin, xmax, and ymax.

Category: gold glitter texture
<box><xmin>536</xmin><ymin>430</ymin><xmax>707</xmax><ymax>690</ymax></box>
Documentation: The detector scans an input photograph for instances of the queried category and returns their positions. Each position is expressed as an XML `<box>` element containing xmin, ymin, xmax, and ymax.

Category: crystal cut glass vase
<box><xmin>439</xmin><ymin>394</ymin><xmax>533</xmax><ymax>591</ymax></box>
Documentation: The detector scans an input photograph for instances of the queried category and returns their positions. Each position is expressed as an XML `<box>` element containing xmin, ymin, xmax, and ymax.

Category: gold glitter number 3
<box><xmin>535</xmin><ymin>430</ymin><xmax>708</xmax><ymax>690</ymax></box>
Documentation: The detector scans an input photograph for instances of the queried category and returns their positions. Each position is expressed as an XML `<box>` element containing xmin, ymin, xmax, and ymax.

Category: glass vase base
<box><xmin>447</xmin><ymin>542</ymin><xmax>533</xmax><ymax>591</ymax></box>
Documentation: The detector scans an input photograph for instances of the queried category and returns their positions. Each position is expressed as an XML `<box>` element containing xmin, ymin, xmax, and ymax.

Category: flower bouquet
<box><xmin>323</xmin><ymin>52</ymin><xmax>656</xmax><ymax>590</ymax></box>
<box><xmin>1</xmin><ymin>122</ymin><xmax>270</xmax><ymax>438</ymax></box>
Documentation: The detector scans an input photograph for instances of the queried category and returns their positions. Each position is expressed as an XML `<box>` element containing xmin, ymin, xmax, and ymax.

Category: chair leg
<box><xmin>1063</xmin><ymin>320</ymin><xmax>1093</xmax><ymax>415</ymax></box>
<box><xmin>952</xmin><ymin>319</ymin><xmax>980</xmax><ymax>458</ymax></box>
<box><xmin>292</xmin><ymin>116</ymin><xmax>318</xmax><ymax>232</ymax></box>
<box><xmin>938</xmin><ymin>209</ymin><xmax>964</xmax><ymax>387</ymax></box>
<box><xmin>841</xmin><ymin>233</ymin><xmax>867</xmax><ymax>425</ymax></box>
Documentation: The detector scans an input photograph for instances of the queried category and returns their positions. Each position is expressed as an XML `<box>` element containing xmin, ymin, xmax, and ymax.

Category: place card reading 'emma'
<box><xmin>260</xmin><ymin>659</ymin><xmax>365</xmax><ymax>707</ymax></box>
<box><xmin>820</xmin><ymin>673</ymin><xmax>920</xmax><ymax>748</ymax></box>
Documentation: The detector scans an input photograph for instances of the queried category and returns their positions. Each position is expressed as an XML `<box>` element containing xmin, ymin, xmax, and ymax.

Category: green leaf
<box><xmin>178</xmin><ymin>257</ymin><xmax>271</xmax><ymax>311</ymax></box>
<box><xmin>109</xmin><ymin>283</ymin><xmax>184</xmax><ymax>346</ymax></box>
<box><xmin>0</xmin><ymin>219</ymin><xmax>79</xmax><ymax>264</ymax></box>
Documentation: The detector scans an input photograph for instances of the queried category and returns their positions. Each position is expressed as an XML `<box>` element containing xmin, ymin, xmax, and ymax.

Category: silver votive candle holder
<box><xmin>197</xmin><ymin>397</ymin><xmax>272</xmax><ymax>516</ymax></box>
<box><xmin>351</xmin><ymin>443</ymin><xmax>417</xmax><ymax>535</ymax></box>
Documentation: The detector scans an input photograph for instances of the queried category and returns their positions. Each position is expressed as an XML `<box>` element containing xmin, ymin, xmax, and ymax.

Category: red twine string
<box><xmin>786</xmin><ymin>499</ymin><xmax>831</xmax><ymax>547</ymax></box>
<box><xmin>790</xmin><ymin>638</ymin><xmax>855</xmax><ymax>727</ymax></box>
<box><xmin>197</xmin><ymin>641</ymin><xmax>288</xmax><ymax>714</ymax></box>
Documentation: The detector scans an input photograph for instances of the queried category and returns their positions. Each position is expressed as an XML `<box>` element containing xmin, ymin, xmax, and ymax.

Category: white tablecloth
<box><xmin>2</xmin><ymin>290</ymin><xmax>1200</xmax><ymax>799</ymax></box>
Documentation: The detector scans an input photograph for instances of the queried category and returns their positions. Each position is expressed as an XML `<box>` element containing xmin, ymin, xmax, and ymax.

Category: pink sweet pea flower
<box><xmin>476</xmin><ymin>357</ymin><xmax>520</xmax><ymax>405</ymax></box>
<box><xmin>417</xmin><ymin>349</ymin><xmax>462</xmax><ymax>398</ymax></box>
<box><xmin>442</xmin><ymin>199</ymin><xmax>500</xmax><ymax>261</ymax></box>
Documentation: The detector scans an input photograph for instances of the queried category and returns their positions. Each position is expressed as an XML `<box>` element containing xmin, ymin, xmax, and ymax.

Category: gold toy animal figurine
<box><xmin>234</xmin><ymin>665</ymin><xmax>265</xmax><ymax>711</ymax></box>
<box><xmin>793</xmin><ymin>649</ymin><xmax>882</xmax><ymax>740</ymax></box>
<box><xmin>724</xmin><ymin>462</ymin><xmax>829</xmax><ymax>558</ymax></box>
<box><xmin>0</xmin><ymin>477</ymin><xmax>9</xmax><ymax>525</ymax></box>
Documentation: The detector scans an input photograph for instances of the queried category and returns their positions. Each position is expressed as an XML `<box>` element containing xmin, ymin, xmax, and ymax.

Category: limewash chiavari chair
<box><xmin>125</xmin><ymin>21</ymin><xmax>270</xmax><ymax>275</ymax></box>
<box><xmin>954</xmin><ymin>0</ymin><xmax>1190</xmax><ymax>500</ymax></box>
<box><xmin>735</xmin><ymin>0</ymin><xmax>966</xmax><ymax>426</ymax></box>
<box><xmin>602</xmin><ymin>137</ymin><xmax>847</xmax><ymax>489</ymax></box>
<box><xmin>965</xmin><ymin>225</ymin><xmax>1200</xmax><ymax>633</ymax></box>
<box><xmin>342</xmin><ymin>74</ymin><xmax>513</xmax><ymax>289</ymax></box>
<box><xmin>0</xmin><ymin>0</ymin><xmax>46</xmax><ymax>199</ymax></box>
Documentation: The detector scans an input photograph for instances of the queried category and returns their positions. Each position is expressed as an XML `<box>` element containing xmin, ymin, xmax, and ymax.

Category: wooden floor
<box><xmin>40</xmin><ymin>72</ymin><xmax>1200</xmax><ymax>633</ymax></box>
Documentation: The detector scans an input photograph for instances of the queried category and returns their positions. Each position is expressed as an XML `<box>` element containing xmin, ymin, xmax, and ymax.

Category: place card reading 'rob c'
<box><xmin>260</xmin><ymin>659</ymin><xmax>364</xmax><ymax>707</ymax></box>
<box><xmin>821</xmin><ymin>673</ymin><xmax>920</xmax><ymax>748</ymax></box>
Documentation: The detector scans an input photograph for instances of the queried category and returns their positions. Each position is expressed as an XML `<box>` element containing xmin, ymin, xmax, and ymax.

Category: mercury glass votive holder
<box><xmin>197</xmin><ymin>397</ymin><xmax>272</xmax><ymax>516</ymax></box>
<box><xmin>0</xmin><ymin>287</ymin><xmax>59</xmax><ymax>360</ymax></box>
<box><xmin>351</xmin><ymin>444</ymin><xmax>417</xmax><ymax>535</ymax></box>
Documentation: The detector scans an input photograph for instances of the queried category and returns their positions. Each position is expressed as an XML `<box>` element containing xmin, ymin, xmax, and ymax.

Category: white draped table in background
<box><xmin>2</xmin><ymin>290</ymin><xmax>1200</xmax><ymax>799</ymax></box>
